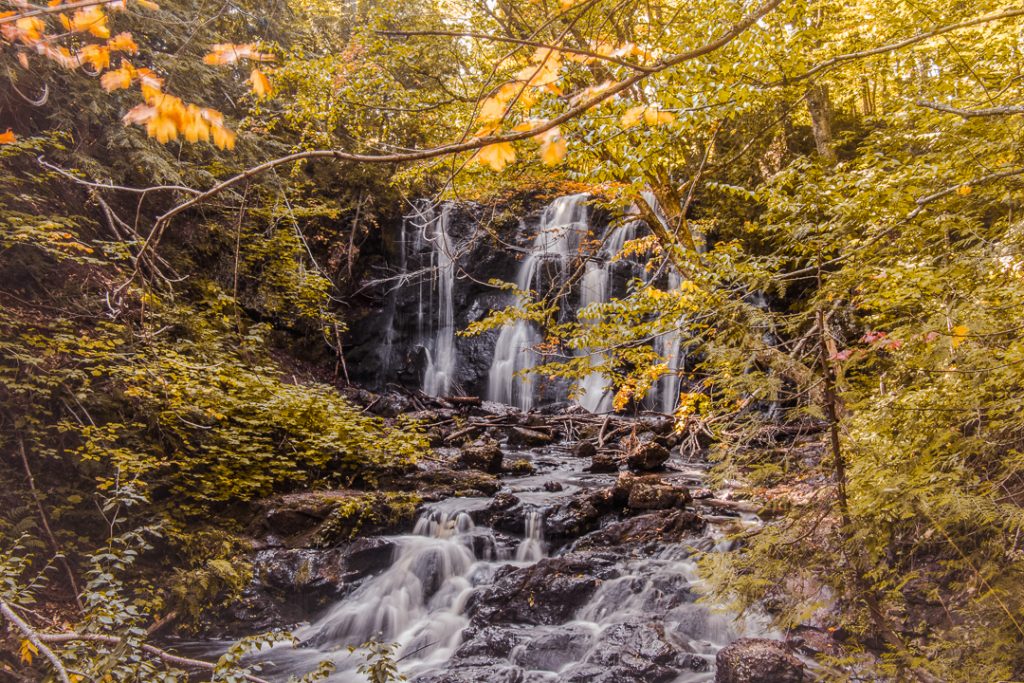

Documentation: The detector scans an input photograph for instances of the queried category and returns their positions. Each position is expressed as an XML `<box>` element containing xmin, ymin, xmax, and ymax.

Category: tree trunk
<box><xmin>806</xmin><ymin>84</ymin><xmax>836</xmax><ymax>164</ymax></box>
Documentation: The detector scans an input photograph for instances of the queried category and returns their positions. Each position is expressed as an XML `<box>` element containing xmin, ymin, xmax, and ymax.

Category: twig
<box><xmin>917</xmin><ymin>100</ymin><xmax>1024</xmax><ymax>118</ymax></box>
<box><xmin>0</xmin><ymin>601</ymin><xmax>72</xmax><ymax>683</ymax></box>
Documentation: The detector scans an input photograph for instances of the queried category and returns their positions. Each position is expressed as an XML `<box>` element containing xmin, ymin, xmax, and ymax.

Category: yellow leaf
<box><xmin>951</xmin><ymin>324</ymin><xmax>969</xmax><ymax>348</ymax></box>
<box><xmin>539</xmin><ymin>136</ymin><xmax>566</xmax><ymax>166</ymax></box>
<box><xmin>123</xmin><ymin>104</ymin><xmax>156</xmax><ymax>125</ymax></box>
<box><xmin>643</xmin><ymin>107</ymin><xmax>675</xmax><ymax>126</ymax></box>
<box><xmin>135</xmin><ymin>0</ymin><xmax>160</xmax><ymax>9</ymax></box>
<box><xmin>475</xmin><ymin>142</ymin><xmax>516</xmax><ymax>171</ymax></box>
<box><xmin>477</xmin><ymin>95</ymin><xmax>506</xmax><ymax>122</ymax></box>
<box><xmin>14</xmin><ymin>17</ymin><xmax>46</xmax><ymax>43</ymax></box>
<box><xmin>204</xmin><ymin>43</ymin><xmax>275</xmax><ymax>66</ymax></box>
<box><xmin>956</xmin><ymin>185</ymin><xmax>973</xmax><ymax>196</ymax></box>
<box><xmin>0</xmin><ymin>128</ymin><xmax>16</xmax><ymax>144</ymax></box>
<box><xmin>249</xmin><ymin>67</ymin><xmax>272</xmax><ymax>98</ymax></box>
<box><xmin>19</xmin><ymin>639</ymin><xmax>38</xmax><ymax>665</ymax></box>
<box><xmin>146</xmin><ymin>114</ymin><xmax>178</xmax><ymax>143</ymax></box>
<box><xmin>620</xmin><ymin>106</ymin><xmax>645</xmax><ymax>128</ymax></box>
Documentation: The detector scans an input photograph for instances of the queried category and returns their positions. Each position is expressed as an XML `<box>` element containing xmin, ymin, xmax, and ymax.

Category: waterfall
<box><xmin>487</xmin><ymin>194</ymin><xmax>590</xmax><ymax>410</ymax></box>
<box><xmin>417</xmin><ymin>202</ymin><xmax>457</xmax><ymax>397</ymax></box>
<box><xmin>576</xmin><ymin>220</ymin><xmax>640</xmax><ymax>413</ymax></box>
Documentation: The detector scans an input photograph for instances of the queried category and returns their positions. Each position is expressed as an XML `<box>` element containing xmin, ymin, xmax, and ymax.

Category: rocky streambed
<box><xmin>186</xmin><ymin>394</ymin><xmax>815</xmax><ymax>682</ymax></box>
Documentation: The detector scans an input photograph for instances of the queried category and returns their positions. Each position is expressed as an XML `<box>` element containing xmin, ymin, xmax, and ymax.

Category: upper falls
<box><xmin>348</xmin><ymin>193</ymin><xmax>686</xmax><ymax>414</ymax></box>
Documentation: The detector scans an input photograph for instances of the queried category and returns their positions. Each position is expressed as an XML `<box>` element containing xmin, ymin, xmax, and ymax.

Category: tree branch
<box><xmin>379</xmin><ymin>29</ymin><xmax>653</xmax><ymax>73</ymax></box>
<box><xmin>0</xmin><ymin>601</ymin><xmax>72</xmax><ymax>683</ymax></box>
<box><xmin>782</xmin><ymin>7</ymin><xmax>1024</xmax><ymax>84</ymax></box>
<box><xmin>916</xmin><ymin>99</ymin><xmax>1024</xmax><ymax>118</ymax></box>
<box><xmin>128</xmin><ymin>0</ymin><xmax>784</xmax><ymax>277</ymax></box>
<box><xmin>0</xmin><ymin>0</ymin><xmax>128</xmax><ymax>26</ymax></box>
<box><xmin>909</xmin><ymin>167</ymin><xmax>1024</xmax><ymax>218</ymax></box>
<box><xmin>36</xmin><ymin>632</ymin><xmax>273</xmax><ymax>683</ymax></box>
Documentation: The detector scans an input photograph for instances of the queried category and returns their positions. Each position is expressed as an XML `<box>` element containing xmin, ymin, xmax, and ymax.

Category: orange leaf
<box><xmin>539</xmin><ymin>136</ymin><xmax>566</xmax><ymax>166</ymax></box>
<box><xmin>101</xmin><ymin>64</ymin><xmax>134</xmax><ymax>91</ymax></box>
<box><xmin>249</xmin><ymin>67</ymin><xmax>272</xmax><ymax>98</ymax></box>
<box><xmin>474</xmin><ymin>142</ymin><xmax>516</xmax><ymax>172</ymax></box>
<box><xmin>70</xmin><ymin>6</ymin><xmax>110</xmax><ymax>39</ymax></box>
<box><xmin>80</xmin><ymin>44</ymin><xmax>110</xmax><ymax>71</ymax></box>
<box><xmin>135</xmin><ymin>0</ymin><xmax>160</xmax><ymax>9</ymax></box>
<box><xmin>211</xmin><ymin>124</ymin><xmax>236</xmax><ymax>150</ymax></box>
<box><xmin>0</xmin><ymin>128</ymin><xmax>16</xmax><ymax>144</ymax></box>
<box><xmin>107</xmin><ymin>32</ymin><xmax>138</xmax><ymax>53</ymax></box>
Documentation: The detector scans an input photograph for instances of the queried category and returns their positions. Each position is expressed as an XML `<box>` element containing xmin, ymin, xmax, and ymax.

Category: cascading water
<box><xmin>488</xmin><ymin>194</ymin><xmax>589</xmax><ymax>410</ymax></box>
<box><xmin>418</xmin><ymin>202</ymin><xmax>458</xmax><ymax>397</ymax></box>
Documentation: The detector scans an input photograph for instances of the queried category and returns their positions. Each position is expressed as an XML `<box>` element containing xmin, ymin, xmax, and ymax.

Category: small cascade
<box><xmin>514</xmin><ymin>509</ymin><xmax>546</xmax><ymax>562</ymax></box>
<box><xmin>488</xmin><ymin>194</ymin><xmax>590</xmax><ymax>410</ymax></box>
<box><xmin>418</xmin><ymin>203</ymin><xmax>458</xmax><ymax>397</ymax></box>
<box><xmin>650</xmin><ymin>269</ymin><xmax>684</xmax><ymax>414</ymax></box>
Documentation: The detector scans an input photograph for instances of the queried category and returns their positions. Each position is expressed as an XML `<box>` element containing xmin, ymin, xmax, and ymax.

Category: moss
<box><xmin>312</xmin><ymin>492</ymin><xmax>420</xmax><ymax>547</ymax></box>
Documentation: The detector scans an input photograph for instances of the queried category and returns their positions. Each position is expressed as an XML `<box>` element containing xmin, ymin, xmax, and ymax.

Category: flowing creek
<box><xmin>193</xmin><ymin>438</ymin><xmax>769</xmax><ymax>682</ymax></box>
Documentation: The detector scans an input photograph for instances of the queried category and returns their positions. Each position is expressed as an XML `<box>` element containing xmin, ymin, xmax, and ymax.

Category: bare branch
<box><xmin>0</xmin><ymin>0</ymin><xmax>127</xmax><ymax>26</ymax></box>
<box><xmin>916</xmin><ymin>99</ymin><xmax>1024</xmax><ymax>118</ymax></box>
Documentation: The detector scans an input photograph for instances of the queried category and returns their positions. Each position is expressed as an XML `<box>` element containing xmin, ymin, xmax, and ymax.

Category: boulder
<box><xmin>572</xmin><ymin>509</ymin><xmax>705</xmax><ymax>552</ymax></box>
<box><xmin>715</xmin><ymin>638</ymin><xmax>804</xmax><ymax>683</ymax></box>
<box><xmin>613</xmin><ymin>472</ymin><xmax>691</xmax><ymax>510</ymax></box>
<box><xmin>468</xmin><ymin>553</ymin><xmax>620</xmax><ymax>625</ymax></box>
<box><xmin>459</xmin><ymin>440</ymin><xmax>504</xmax><ymax>473</ymax></box>
<box><xmin>573</xmin><ymin>439</ymin><xmax>597</xmax><ymax>458</ymax></box>
<box><xmin>512</xmin><ymin>625</ymin><xmax>592</xmax><ymax>671</ymax></box>
<box><xmin>583</xmin><ymin>620</ymin><xmax>708</xmax><ymax>682</ymax></box>
<box><xmin>508</xmin><ymin>426</ymin><xmax>554</xmax><ymax>447</ymax></box>
<box><xmin>626</xmin><ymin>440</ymin><xmax>670</xmax><ymax>471</ymax></box>
<box><xmin>505</xmin><ymin>458</ymin><xmax>536</xmax><ymax>475</ymax></box>
<box><xmin>588</xmin><ymin>453</ymin><xmax>619</xmax><ymax>473</ymax></box>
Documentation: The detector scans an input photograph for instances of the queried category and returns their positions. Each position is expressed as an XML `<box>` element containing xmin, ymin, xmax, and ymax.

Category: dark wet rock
<box><xmin>459</xmin><ymin>440</ymin><xmax>503</xmax><ymax>473</ymax></box>
<box><xmin>477</xmin><ymin>400</ymin><xmax>521</xmax><ymax>419</ymax></box>
<box><xmin>469</xmin><ymin>553</ymin><xmax>620</xmax><ymax>625</ymax></box>
<box><xmin>638</xmin><ymin>415</ymin><xmax>675</xmax><ymax>435</ymax></box>
<box><xmin>508</xmin><ymin>426</ymin><xmax>553</xmax><ymax>447</ymax></box>
<box><xmin>344</xmin><ymin>537</ymin><xmax>396</xmax><ymax>577</ymax></box>
<box><xmin>367</xmin><ymin>391</ymin><xmax>417</xmax><ymax>417</ymax></box>
<box><xmin>715</xmin><ymin>638</ymin><xmax>805</xmax><ymax>683</ymax></box>
<box><xmin>583</xmin><ymin>620</ymin><xmax>705</xmax><ymax>682</ymax></box>
<box><xmin>476</xmin><ymin>493</ymin><xmax>527</xmax><ymax>534</ymax></box>
<box><xmin>250</xmin><ymin>548</ymin><xmax>348</xmax><ymax>596</ymax></box>
<box><xmin>543</xmin><ymin>480</ymin><xmax>564</xmax><ymax>492</ymax></box>
<box><xmin>543</xmin><ymin>494</ymin><xmax>604</xmax><ymax>545</ymax></box>
<box><xmin>511</xmin><ymin>625</ymin><xmax>592</xmax><ymax>671</ymax></box>
<box><xmin>250</xmin><ymin>491</ymin><xmax>418</xmax><ymax>547</ymax></box>
<box><xmin>572</xmin><ymin>439</ymin><xmax>597</xmax><ymax>458</ymax></box>
<box><xmin>613</xmin><ymin>472</ymin><xmax>691</xmax><ymax>511</ymax></box>
<box><xmin>254</xmin><ymin>492</ymin><xmax>349</xmax><ymax>539</ymax></box>
<box><xmin>572</xmin><ymin>509</ymin><xmax>705</xmax><ymax>552</ymax></box>
<box><xmin>588</xmin><ymin>453</ymin><xmax>619</xmax><ymax>473</ymax></box>
<box><xmin>393</xmin><ymin>464</ymin><xmax>501</xmax><ymax>499</ymax></box>
<box><xmin>410</xmin><ymin>663</ymin><xmax>525</xmax><ymax>683</ymax></box>
<box><xmin>454</xmin><ymin>625</ymin><xmax>531</xmax><ymax>660</ymax></box>
<box><xmin>626</xmin><ymin>440</ymin><xmax>671</xmax><ymax>471</ymax></box>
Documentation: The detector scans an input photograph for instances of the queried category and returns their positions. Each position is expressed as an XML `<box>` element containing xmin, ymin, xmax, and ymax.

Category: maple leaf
<box><xmin>540</xmin><ymin>136</ymin><xmax>567</xmax><ymax>166</ymax></box>
<box><xmin>101</xmin><ymin>63</ymin><xmax>134</xmax><ymax>91</ymax></box>
<box><xmin>643</xmin><ymin>107</ymin><xmax>675</xmax><ymax>126</ymax></box>
<box><xmin>147</xmin><ymin>114</ymin><xmax>178</xmax><ymax>143</ymax></box>
<box><xmin>70</xmin><ymin>6</ymin><xmax>110</xmax><ymax>39</ymax></box>
<box><xmin>475</xmin><ymin>142</ymin><xmax>516</xmax><ymax>171</ymax></box>
<box><xmin>211</xmin><ymin>124</ymin><xmax>236</xmax><ymax>150</ymax></box>
<box><xmin>204</xmin><ymin>43</ymin><xmax>275</xmax><ymax>66</ymax></box>
<box><xmin>0</xmin><ymin>128</ymin><xmax>16</xmax><ymax>144</ymax></box>
<box><xmin>249</xmin><ymin>67</ymin><xmax>272</xmax><ymax>98</ymax></box>
<box><xmin>107</xmin><ymin>32</ymin><xmax>138</xmax><ymax>53</ymax></box>
<box><xmin>477</xmin><ymin>95</ymin><xmax>507</xmax><ymax>122</ymax></box>
<box><xmin>80</xmin><ymin>44</ymin><xmax>110</xmax><ymax>71</ymax></box>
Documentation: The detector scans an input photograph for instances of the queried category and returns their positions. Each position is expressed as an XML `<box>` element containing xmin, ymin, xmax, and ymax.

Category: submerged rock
<box><xmin>572</xmin><ymin>439</ymin><xmax>597</xmax><ymax>458</ymax></box>
<box><xmin>578</xmin><ymin>620</ymin><xmax>708</xmax><ymax>682</ymax></box>
<box><xmin>614</xmin><ymin>472</ymin><xmax>691</xmax><ymax>511</ymax></box>
<box><xmin>715</xmin><ymin>638</ymin><xmax>805</xmax><ymax>683</ymax></box>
